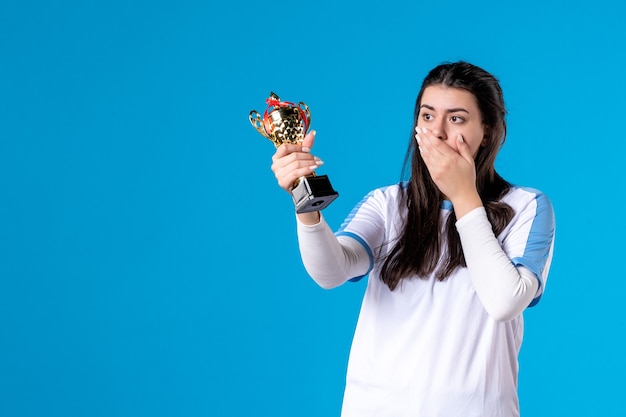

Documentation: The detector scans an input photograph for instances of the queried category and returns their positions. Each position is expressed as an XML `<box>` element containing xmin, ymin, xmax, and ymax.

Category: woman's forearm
<box><xmin>456</xmin><ymin>207</ymin><xmax>539</xmax><ymax>321</ymax></box>
<box><xmin>296</xmin><ymin>214</ymin><xmax>370</xmax><ymax>289</ymax></box>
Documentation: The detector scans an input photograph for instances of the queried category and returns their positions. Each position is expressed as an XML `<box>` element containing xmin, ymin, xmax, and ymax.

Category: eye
<box><xmin>450</xmin><ymin>115</ymin><xmax>465</xmax><ymax>123</ymax></box>
<box><xmin>421</xmin><ymin>113</ymin><xmax>433</xmax><ymax>121</ymax></box>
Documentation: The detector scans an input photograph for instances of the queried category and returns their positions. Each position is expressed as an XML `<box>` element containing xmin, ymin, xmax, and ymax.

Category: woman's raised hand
<box><xmin>270</xmin><ymin>130</ymin><xmax>323</xmax><ymax>194</ymax></box>
<box><xmin>415</xmin><ymin>127</ymin><xmax>482</xmax><ymax>219</ymax></box>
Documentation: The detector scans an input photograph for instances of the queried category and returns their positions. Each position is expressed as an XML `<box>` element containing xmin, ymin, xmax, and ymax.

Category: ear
<box><xmin>481</xmin><ymin>125</ymin><xmax>489</xmax><ymax>147</ymax></box>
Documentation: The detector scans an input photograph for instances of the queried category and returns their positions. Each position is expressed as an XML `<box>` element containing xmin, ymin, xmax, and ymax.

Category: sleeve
<box><xmin>334</xmin><ymin>187</ymin><xmax>395</xmax><ymax>282</ymax></box>
<box><xmin>456</xmin><ymin>190</ymin><xmax>556</xmax><ymax>320</ymax></box>
<box><xmin>505</xmin><ymin>190</ymin><xmax>556</xmax><ymax>306</ymax></box>
<box><xmin>456</xmin><ymin>208</ymin><xmax>539</xmax><ymax>321</ymax></box>
<box><xmin>296</xmin><ymin>186</ymin><xmax>394</xmax><ymax>288</ymax></box>
<box><xmin>297</xmin><ymin>214</ymin><xmax>371</xmax><ymax>289</ymax></box>
<box><xmin>503</xmin><ymin>190</ymin><xmax>556</xmax><ymax>306</ymax></box>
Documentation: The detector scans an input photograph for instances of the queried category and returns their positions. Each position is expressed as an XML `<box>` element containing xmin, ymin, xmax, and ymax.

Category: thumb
<box><xmin>301</xmin><ymin>130</ymin><xmax>316</xmax><ymax>152</ymax></box>
<box><xmin>457</xmin><ymin>134</ymin><xmax>474</xmax><ymax>163</ymax></box>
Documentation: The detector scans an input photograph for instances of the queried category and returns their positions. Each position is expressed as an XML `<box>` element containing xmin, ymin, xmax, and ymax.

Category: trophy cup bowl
<box><xmin>249</xmin><ymin>92</ymin><xmax>339</xmax><ymax>213</ymax></box>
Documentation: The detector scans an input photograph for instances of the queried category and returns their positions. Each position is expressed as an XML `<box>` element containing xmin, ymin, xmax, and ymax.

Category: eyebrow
<box><xmin>420</xmin><ymin>104</ymin><xmax>470</xmax><ymax>114</ymax></box>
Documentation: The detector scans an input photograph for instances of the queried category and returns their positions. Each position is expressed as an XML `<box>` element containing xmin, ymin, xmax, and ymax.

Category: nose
<box><xmin>430</xmin><ymin>118</ymin><xmax>447</xmax><ymax>140</ymax></box>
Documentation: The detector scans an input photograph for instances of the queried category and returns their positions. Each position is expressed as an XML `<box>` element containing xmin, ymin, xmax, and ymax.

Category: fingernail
<box><xmin>301</xmin><ymin>146</ymin><xmax>311</xmax><ymax>153</ymax></box>
<box><xmin>415</xmin><ymin>126</ymin><xmax>421</xmax><ymax>133</ymax></box>
<box><xmin>311</xmin><ymin>130</ymin><xmax>316</xmax><ymax>136</ymax></box>
<box><xmin>415</xmin><ymin>134</ymin><xmax>421</xmax><ymax>144</ymax></box>
<box><xmin>457</xmin><ymin>134</ymin><xmax>464</xmax><ymax>143</ymax></box>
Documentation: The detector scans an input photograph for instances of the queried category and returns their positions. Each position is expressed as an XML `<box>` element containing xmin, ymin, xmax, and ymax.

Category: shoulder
<box><xmin>502</xmin><ymin>185</ymin><xmax>556</xmax><ymax>234</ymax></box>
<box><xmin>371</xmin><ymin>181</ymin><xmax>407</xmax><ymax>196</ymax></box>
<box><xmin>337</xmin><ymin>182</ymin><xmax>406</xmax><ymax>233</ymax></box>
<box><xmin>503</xmin><ymin>186</ymin><xmax>554</xmax><ymax>215</ymax></box>
<box><xmin>354</xmin><ymin>182</ymin><xmax>407</xmax><ymax>207</ymax></box>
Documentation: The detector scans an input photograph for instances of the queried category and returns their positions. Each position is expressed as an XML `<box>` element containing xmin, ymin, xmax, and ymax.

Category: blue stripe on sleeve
<box><xmin>335</xmin><ymin>186</ymin><xmax>396</xmax><ymax>283</ymax></box>
<box><xmin>335</xmin><ymin>231</ymin><xmax>374</xmax><ymax>282</ymax></box>
<box><xmin>512</xmin><ymin>188</ymin><xmax>556</xmax><ymax>307</ymax></box>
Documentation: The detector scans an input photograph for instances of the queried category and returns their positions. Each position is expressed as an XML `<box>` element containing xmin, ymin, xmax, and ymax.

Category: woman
<box><xmin>271</xmin><ymin>61</ymin><xmax>555</xmax><ymax>417</ymax></box>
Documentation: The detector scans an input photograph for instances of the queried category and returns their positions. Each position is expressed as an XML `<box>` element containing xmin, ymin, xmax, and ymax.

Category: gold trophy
<box><xmin>249</xmin><ymin>92</ymin><xmax>338</xmax><ymax>213</ymax></box>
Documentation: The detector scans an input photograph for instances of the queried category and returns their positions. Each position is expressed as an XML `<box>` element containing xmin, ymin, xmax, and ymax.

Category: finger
<box><xmin>272</xmin><ymin>147</ymin><xmax>320</xmax><ymax>172</ymax></box>
<box><xmin>415</xmin><ymin>127</ymin><xmax>441</xmax><ymax>153</ymax></box>
<box><xmin>301</xmin><ymin>130</ymin><xmax>316</xmax><ymax>152</ymax></box>
<box><xmin>273</xmin><ymin>141</ymin><xmax>310</xmax><ymax>157</ymax></box>
<box><xmin>414</xmin><ymin>126</ymin><xmax>425</xmax><ymax>152</ymax></box>
<box><xmin>421</xmin><ymin>128</ymin><xmax>456</xmax><ymax>157</ymax></box>
<box><xmin>275</xmin><ymin>159</ymin><xmax>324</xmax><ymax>191</ymax></box>
<box><xmin>272</xmin><ymin>150</ymin><xmax>324</xmax><ymax>177</ymax></box>
<box><xmin>415</xmin><ymin>127</ymin><xmax>445</xmax><ymax>164</ymax></box>
<box><xmin>456</xmin><ymin>134</ymin><xmax>474</xmax><ymax>164</ymax></box>
<box><xmin>273</xmin><ymin>130</ymin><xmax>317</xmax><ymax>160</ymax></box>
<box><xmin>279</xmin><ymin>156</ymin><xmax>324</xmax><ymax>174</ymax></box>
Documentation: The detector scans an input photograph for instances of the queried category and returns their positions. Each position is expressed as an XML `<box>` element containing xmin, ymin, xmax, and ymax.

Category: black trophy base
<box><xmin>292</xmin><ymin>175</ymin><xmax>339</xmax><ymax>213</ymax></box>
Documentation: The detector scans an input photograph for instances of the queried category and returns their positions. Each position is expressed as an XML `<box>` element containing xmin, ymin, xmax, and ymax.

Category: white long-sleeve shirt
<box><xmin>296</xmin><ymin>183</ymin><xmax>555</xmax><ymax>417</ymax></box>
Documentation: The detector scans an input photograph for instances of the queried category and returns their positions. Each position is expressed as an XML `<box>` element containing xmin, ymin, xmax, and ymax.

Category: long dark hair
<box><xmin>380</xmin><ymin>61</ymin><xmax>514</xmax><ymax>291</ymax></box>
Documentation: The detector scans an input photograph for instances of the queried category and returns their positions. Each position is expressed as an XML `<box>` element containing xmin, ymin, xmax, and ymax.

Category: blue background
<box><xmin>1</xmin><ymin>0</ymin><xmax>624</xmax><ymax>416</ymax></box>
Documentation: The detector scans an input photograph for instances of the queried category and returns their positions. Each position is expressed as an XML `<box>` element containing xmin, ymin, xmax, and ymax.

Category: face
<box><xmin>417</xmin><ymin>85</ymin><xmax>486</xmax><ymax>158</ymax></box>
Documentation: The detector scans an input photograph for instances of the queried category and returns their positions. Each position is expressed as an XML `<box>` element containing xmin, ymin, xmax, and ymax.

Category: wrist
<box><xmin>297</xmin><ymin>211</ymin><xmax>321</xmax><ymax>226</ymax></box>
<box><xmin>451</xmin><ymin>191</ymin><xmax>482</xmax><ymax>220</ymax></box>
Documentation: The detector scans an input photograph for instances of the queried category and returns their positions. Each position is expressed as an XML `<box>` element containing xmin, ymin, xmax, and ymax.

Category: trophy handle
<box><xmin>249</xmin><ymin>110</ymin><xmax>269</xmax><ymax>139</ymax></box>
<box><xmin>298</xmin><ymin>102</ymin><xmax>311</xmax><ymax>133</ymax></box>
